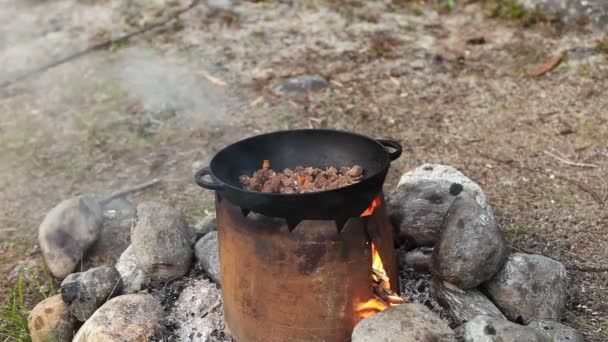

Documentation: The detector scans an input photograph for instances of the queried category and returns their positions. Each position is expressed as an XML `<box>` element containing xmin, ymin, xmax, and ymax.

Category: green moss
<box><xmin>172</xmin><ymin>19</ymin><xmax>184</xmax><ymax>31</ymax></box>
<box><xmin>251</xmin><ymin>30</ymin><xmax>266</xmax><ymax>40</ymax></box>
<box><xmin>223</xmin><ymin>46</ymin><xmax>236</xmax><ymax>61</ymax></box>
<box><xmin>485</xmin><ymin>0</ymin><xmax>546</xmax><ymax>27</ymax></box>
<box><xmin>504</xmin><ymin>224</ymin><xmax>527</xmax><ymax>244</ymax></box>
<box><xmin>111</xmin><ymin>37</ymin><xmax>130</xmax><ymax>51</ymax></box>
<box><xmin>597</xmin><ymin>39</ymin><xmax>608</xmax><ymax>54</ymax></box>
<box><xmin>409</xmin><ymin>4</ymin><xmax>424</xmax><ymax>16</ymax></box>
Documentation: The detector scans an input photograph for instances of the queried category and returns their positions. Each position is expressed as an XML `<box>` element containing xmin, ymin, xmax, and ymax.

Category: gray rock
<box><xmin>389</xmin><ymin>164</ymin><xmax>491</xmax><ymax>246</ymax></box>
<box><xmin>431</xmin><ymin>278</ymin><xmax>506</xmax><ymax>327</ymax></box>
<box><xmin>192</xmin><ymin>214</ymin><xmax>218</xmax><ymax>243</ymax></box>
<box><xmin>410</xmin><ymin>59</ymin><xmax>426</xmax><ymax>70</ymax></box>
<box><xmin>194</xmin><ymin>231</ymin><xmax>221</xmax><ymax>285</ymax></box>
<box><xmin>28</xmin><ymin>294</ymin><xmax>75</xmax><ymax>342</ymax></box>
<box><xmin>402</xmin><ymin>247</ymin><xmax>433</xmax><ymax>272</ymax></box>
<box><xmin>519</xmin><ymin>0</ymin><xmax>608</xmax><ymax>30</ymax></box>
<box><xmin>455</xmin><ymin>315</ymin><xmax>548</xmax><ymax>342</ymax></box>
<box><xmin>39</xmin><ymin>196</ymin><xmax>103</xmax><ymax>279</ymax></box>
<box><xmin>431</xmin><ymin>194</ymin><xmax>509</xmax><ymax>289</ymax></box>
<box><xmin>166</xmin><ymin>279</ymin><xmax>229</xmax><ymax>341</ymax></box>
<box><xmin>483</xmin><ymin>253</ymin><xmax>568</xmax><ymax>324</ymax></box>
<box><xmin>131</xmin><ymin>202</ymin><xmax>192</xmax><ymax>280</ymax></box>
<box><xmin>398</xmin><ymin>164</ymin><xmax>491</xmax><ymax>210</ymax></box>
<box><xmin>206</xmin><ymin>0</ymin><xmax>234</xmax><ymax>11</ymax></box>
<box><xmin>528</xmin><ymin>320</ymin><xmax>584</xmax><ymax>342</ymax></box>
<box><xmin>388</xmin><ymin>180</ymin><xmax>462</xmax><ymax>246</ymax></box>
<box><xmin>87</xmin><ymin>197</ymin><xmax>135</xmax><ymax>263</ymax></box>
<box><xmin>352</xmin><ymin>303</ymin><xmax>455</xmax><ymax>342</ymax></box>
<box><xmin>274</xmin><ymin>75</ymin><xmax>329</xmax><ymax>95</ymax></box>
<box><xmin>73</xmin><ymin>294</ymin><xmax>163</xmax><ymax>342</ymax></box>
<box><xmin>115</xmin><ymin>245</ymin><xmax>150</xmax><ymax>294</ymax></box>
<box><xmin>60</xmin><ymin>266</ymin><xmax>123</xmax><ymax>322</ymax></box>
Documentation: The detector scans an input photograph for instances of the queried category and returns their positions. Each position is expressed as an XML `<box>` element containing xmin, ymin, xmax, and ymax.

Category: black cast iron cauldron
<box><xmin>194</xmin><ymin>129</ymin><xmax>402</xmax><ymax>224</ymax></box>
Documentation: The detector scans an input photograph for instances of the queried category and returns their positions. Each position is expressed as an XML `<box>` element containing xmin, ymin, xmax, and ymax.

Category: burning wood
<box><xmin>373</xmin><ymin>284</ymin><xmax>406</xmax><ymax>305</ymax></box>
<box><xmin>358</xmin><ymin>240</ymin><xmax>408</xmax><ymax>318</ymax></box>
<box><xmin>240</xmin><ymin>161</ymin><xmax>364</xmax><ymax>193</ymax></box>
<box><xmin>372</xmin><ymin>268</ymin><xmax>389</xmax><ymax>283</ymax></box>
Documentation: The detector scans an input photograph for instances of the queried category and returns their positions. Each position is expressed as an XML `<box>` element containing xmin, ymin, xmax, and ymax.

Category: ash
<box><xmin>397</xmin><ymin>247</ymin><xmax>452</xmax><ymax>325</ymax></box>
<box><xmin>149</xmin><ymin>267</ymin><xmax>234</xmax><ymax>342</ymax></box>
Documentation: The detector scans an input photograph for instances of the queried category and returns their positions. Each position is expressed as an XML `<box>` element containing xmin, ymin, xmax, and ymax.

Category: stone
<box><xmin>39</xmin><ymin>195</ymin><xmax>103</xmax><ymax>279</ymax></box>
<box><xmin>388</xmin><ymin>180</ymin><xmax>462</xmax><ymax>246</ymax></box>
<box><xmin>431</xmin><ymin>278</ymin><xmax>506</xmax><ymax>327</ymax></box>
<box><xmin>206</xmin><ymin>0</ymin><xmax>234</xmax><ymax>11</ymax></box>
<box><xmin>87</xmin><ymin>197</ymin><xmax>135</xmax><ymax>264</ymax></box>
<box><xmin>351</xmin><ymin>303</ymin><xmax>455</xmax><ymax>342</ymax></box>
<box><xmin>73</xmin><ymin>294</ymin><xmax>163</xmax><ymax>342</ymax></box>
<box><xmin>194</xmin><ymin>231</ymin><xmax>221</xmax><ymax>285</ymax></box>
<box><xmin>401</xmin><ymin>247</ymin><xmax>433</xmax><ymax>272</ymax></box>
<box><xmin>455</xmin><ymin>315</ymin><xmax>548</xmax><ymax>342</ymax></box>
<box><xmin>28</xmin><ymin>295</ymin><xmax>75</xmax><ymax>342</ymax></box>
<box><xmin>115</xmin><ymin>245</ymin><xmax>150</xmax><ymax>294</ymax></box>
<box><xmin>192</xmin><ymin>214</ymin><xmax>218</xmax><ymax>242</ymax></box>
<box><xmin>528</xmin><ymin>320</ymin><xmax>584</xmax><ymax>342</ymax></box>
<box><xmin>131</xmin><ymin>202</ymin><xmax>192</xmax><ymax>280</ymax></box>
<box><xmin>274</xmin><ymin>75</ymin><xmax>329</xmax><ymax>95</ymax></box>
<box><xmin>166</xmin><ymin>279</ymin><xmax>230</xmax><ymax>341</ymax></box>
<box><xmin>60</xmin><ymin>266</ymin><xmax>123</xmax><ymax>322</ymax></box>
<box><xmin>431</xmin><ymin>193</ymin><xmax>509</xmax><ymax>289</ymax></box>
<box><xmin>397</xmin><ymin>164</ymin><xmax>490</xmax><ymax>210</ymax></box>
<box><xmin>410</xmin><ymin>59</ymin><xmax>426</xmax><ymax>70</ymax></box>
<box><xmin>483</xmin><ymin>253</ymin><xmax>568</xmax><ymax>324</ymax></box>
<box><xmin>388</xmin><ymin>164</ymin><xmax>491</xmax><ymax>246</ymax></box>
<box><xmin>519</xmin><ymin>0</ymin><xmax>608</xmax><ymax>30</ymax></box>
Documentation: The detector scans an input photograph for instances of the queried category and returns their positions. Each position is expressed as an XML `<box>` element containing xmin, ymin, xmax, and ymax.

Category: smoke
<box><xmin>0</xmin><ymin>0</ymin><xmax>114</xmax><ymax>83</ymax></box>
<box><xmin>0</xmin><ymin>0</ymin><xmax>230</xmax><ymax>128</ymax></box>
<box><xmin>115</xmin><ymin>47</ymin><xmax>228</xmax><ymax>125</ymax></box>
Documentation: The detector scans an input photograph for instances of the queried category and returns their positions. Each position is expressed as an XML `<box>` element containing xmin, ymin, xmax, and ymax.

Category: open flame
<box><xmin>360</xmin><ymin>195</ymin><xmax>381</xmax><ymax>217</ymax></box>
<box><xmin>356</xmin><ymin>196</ymin><xmax>406</xmax><ymax>319</ymax></box>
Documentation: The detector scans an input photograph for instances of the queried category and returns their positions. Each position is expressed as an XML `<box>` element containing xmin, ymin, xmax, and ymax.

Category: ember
<box><xmin>239</xmin><ymin>161</ymin><xmax>364</xmax><ymax>193</ymax></box>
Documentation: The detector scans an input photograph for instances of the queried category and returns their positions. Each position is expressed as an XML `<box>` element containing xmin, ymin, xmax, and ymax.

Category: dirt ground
<box><xmin>1</xmin><ymin>0</ymin><xmax>607</xmax><ymax>340</ymax></box>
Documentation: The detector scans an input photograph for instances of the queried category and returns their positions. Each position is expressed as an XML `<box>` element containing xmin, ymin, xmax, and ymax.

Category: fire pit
<box><xmin>195</xmin><ymin>129</ymin><xmax>404</xmax><ymax>341</ymax></box>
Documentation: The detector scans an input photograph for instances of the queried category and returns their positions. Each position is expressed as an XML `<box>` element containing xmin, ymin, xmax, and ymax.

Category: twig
<box><xmin>478</xmin><ymin>151</ymin><xmax>605</xmax><ymax>208</ymax></box>
<box><xmin>524</xmin><ymin>53</ymin><xmax>564</xmax><ymax>78</ymax></box>
<box><xmin>0</xmin><ymin>0</ymin><xmax>202</xmax><ymax>89</ymax></box>
<box><xmin>101</xmin><ymin>178</ymin><xmax>161</xmax><ymax>204</ymax></box>
<box><xmin>543</xmin><ymin>149</ymin><xmax>598</xmax><ymax>168</ymax></box>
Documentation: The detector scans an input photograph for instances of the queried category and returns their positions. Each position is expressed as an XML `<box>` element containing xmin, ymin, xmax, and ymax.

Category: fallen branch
<box><xmin>101</xmin><ymin>178</ymin><xmax>161</xmax><ymax>204</ymax></box>
<box><xmin>543</xmin><ymin>149</ymin><xmax>598</xmax><ymax>168</ymax></box>
<box><xmin>478</xmin><ymin>151</ymin><xmax>605</xmax><ymax>208</ymax></box>
<box><xmin>0</xmin><ymin>0</ymin><xmax>202</xmax><ymax>89</ymax></box>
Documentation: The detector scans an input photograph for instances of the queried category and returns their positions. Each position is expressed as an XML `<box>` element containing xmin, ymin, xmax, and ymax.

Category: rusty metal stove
<box><xmin>194</xmin><ymin>129</ymin><xmax>403</xmax><ymax>341</ymax></box>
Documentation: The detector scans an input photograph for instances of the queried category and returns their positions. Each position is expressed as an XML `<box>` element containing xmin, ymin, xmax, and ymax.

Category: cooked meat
<box><xmin>240</xmin><ymin>165</ymin><xmax>364</xmax><ymax>193</ymax></box>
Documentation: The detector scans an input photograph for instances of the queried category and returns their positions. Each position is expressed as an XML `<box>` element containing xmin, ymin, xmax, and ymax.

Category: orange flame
<box><xmin>371</xmin><ymin>242</ymin><xmax>389</xmax><ymax>289</ymax></box>
<box><xmin>360</xmin><ymin>195</ymin><xmax>381</xmax><ymax>217</ymax></box>
<box><xmin>262</xmin><ymin>160</ymin><xmax>270</xmax><ymax>169</ymax></box>
<box><xmin>357</xmin><ymin>297</ymin><xmax>389</xmax><ymax>319</ymax></box>
<box><xmin>356</xmin><ymin>197</ymin><xmax>406</xmax><ymax>320</ymax></box>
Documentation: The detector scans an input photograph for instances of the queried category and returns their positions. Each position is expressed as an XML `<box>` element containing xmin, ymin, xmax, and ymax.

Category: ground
<box><xmin>0</xmin><ymin>0</ymin><xmax>607</xmax><ymax>341</ymax></box>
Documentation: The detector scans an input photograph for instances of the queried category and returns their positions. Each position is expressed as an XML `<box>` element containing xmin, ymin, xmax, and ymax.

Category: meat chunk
<box><xmin>240</xmin><ymin>164</ymin><xmax>365</xmax><ymax>193</ymax></box>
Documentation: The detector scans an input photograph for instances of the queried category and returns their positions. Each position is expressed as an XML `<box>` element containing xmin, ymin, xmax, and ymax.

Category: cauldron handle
<box><xmin>377</xmin><ymin>139</ymin><xmax>403</xmax><ymax>161</ymax></box>
<box><xmin>194</xmin><ymin>167</ymin><xmax>223</xmax><ymax>190</ymax></box>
